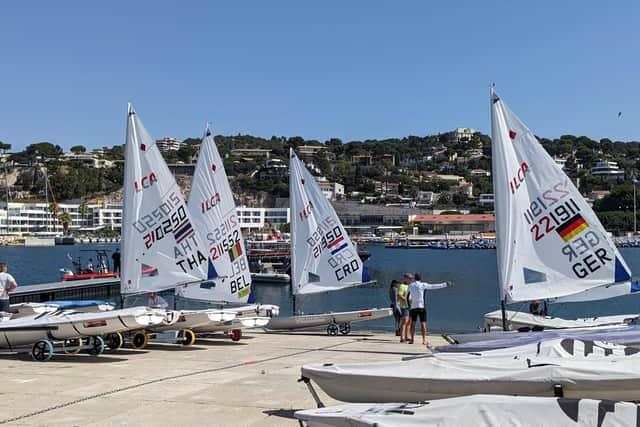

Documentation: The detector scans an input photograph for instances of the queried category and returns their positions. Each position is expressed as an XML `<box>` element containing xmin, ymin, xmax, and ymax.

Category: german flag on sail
<box><xmin>556</xmin><ymin>214</ymin><xmax>589</xmax><ymax>242</ymax></box>
<box><xmin>228</xmin><ymin>241</ymin><xmax>243</xmax><ymax>261</ymax></box>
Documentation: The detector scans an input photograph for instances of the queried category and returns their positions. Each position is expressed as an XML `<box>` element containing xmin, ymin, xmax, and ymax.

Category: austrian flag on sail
<box><xmin>490</xmin><ymin>89</ymin><xmax>635</xmax><ymax>304</ymax></box>
<box><xmin>121</xmin><ymin>104</ymin><xmax>209</xmax><ymax>295</ymax></box>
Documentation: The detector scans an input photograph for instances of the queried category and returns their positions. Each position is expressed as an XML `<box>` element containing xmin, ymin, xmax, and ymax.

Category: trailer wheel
<box><xmin>31</xmin><ymin>340</ymin><xmax>53</xmax><ymax>362</ymax></box>
<box><xmin>327</xmin><ymin>323</ymin><xmax>339</xmax><ymax>336</ymax></box>
<box><xmin>62</xmin><ymin>338</ymin><xmax>82</xmax><ymax>354</ymax></box>
<box><xmin>88</xmin><ymin>336</ymin><xmax>105</xmax><ymax>356</ymax></box>
<box><xmin>131</xmin><ymin>332</ymin><xmax>149</xmax><ymax>349</ymax></box>
<box><xmin>339</xmin><ymin>323</ymin><xmax>351</xmax><ymax>335</ymax></box>
<box><xmin>181</xmin><ymin>329</ymin><xmax>196</xmax><ymax>346</ymax></box>
<box><xmin>230</xmin><ymin>329</ymin><xmax>242</xmax><ymax>341</ymax></box>
<box><xmin>105</xmin><ymin>332</ymin><xmax>124</xmax><ymax>350</ymax></box>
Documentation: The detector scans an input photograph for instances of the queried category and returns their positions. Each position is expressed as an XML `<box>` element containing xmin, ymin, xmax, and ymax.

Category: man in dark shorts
<box><xmin>407</xmin><ymin>272</ymin><xmax>452</xmax><ymax>346</ymax></box>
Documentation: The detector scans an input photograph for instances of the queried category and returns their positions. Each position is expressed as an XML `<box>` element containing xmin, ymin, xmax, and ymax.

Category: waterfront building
<box><xmin>62</xmin><ymin>152</ymin><xmax>115</xmax><ymax>168</ymax></box>
<box><xmin>236</xmin><ymin>207</ymin><xmax>290</xmax><ymax>231</ymax></box>
<box><xmin>411</xmin><ymin>214</ymin><xmax>495</xmax><ymax>234</ymax></box>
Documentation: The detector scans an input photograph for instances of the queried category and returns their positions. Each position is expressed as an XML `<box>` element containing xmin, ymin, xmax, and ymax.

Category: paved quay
<box><xmin>0</xmin><ymin>330</ymin><xmax>447</xmax><ymax>426</ymax></box>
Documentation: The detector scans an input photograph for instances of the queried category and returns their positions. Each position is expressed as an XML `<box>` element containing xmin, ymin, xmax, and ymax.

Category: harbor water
<box><xmin>4</xmin><ymin>243</ymin><xmax>640</xmax><ymax>334</ymax></box>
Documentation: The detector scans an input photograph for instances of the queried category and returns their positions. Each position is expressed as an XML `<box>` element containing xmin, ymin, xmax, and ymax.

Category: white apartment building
<box><xmin>316</xmin><ymin>177</ymin><xmax>344</xmax><ymax>200</ymax></box>
<box><xmin>0</xmin><ymin>201</ymin><xmax>123</xmax><ymax>235</ymax></box>
<box><xmin>155</xmin><ymin>137</ymin><xmax>184</xmax><ymax>152</ymax></box>
<box><xmin>236</xmin><ymin>207</ymin><xmax>290</xmax><ymax>231</ymax></box>
<box><xmin>478</xmin><ymin>193</ymin><xmax>495</xmax><ymax>206</ymax></box>
<box><xmin>592</xmin><ymin>161</ymin><xmax>625</xmax><ymax>180</ymax></box>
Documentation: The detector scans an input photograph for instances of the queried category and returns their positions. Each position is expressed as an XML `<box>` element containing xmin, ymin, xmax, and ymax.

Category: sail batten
<box><xmin>121</xmin><ymin>105</ymin><xmax>209</xmax><ymax>295</ymax></box>
<box><xmin>183</xmin><ymin>123</ymin><xmax>252</xmax><ymax>303</ymax></box>
<box><xmin>490</xmin><ymin>89</ymin><xmax>633</xmax><ymax>303</ymax></box>
<box><xmin>290</xmin><ymin>149</ymin><xmax>364</xmax><ymax>295</ymax></box>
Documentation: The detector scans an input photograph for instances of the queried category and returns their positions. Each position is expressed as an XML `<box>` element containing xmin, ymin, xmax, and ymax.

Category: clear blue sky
<box><xmin>1</xmin><ymin>1</ymin><xmax>638</xmax><ymax>151</ymax></box>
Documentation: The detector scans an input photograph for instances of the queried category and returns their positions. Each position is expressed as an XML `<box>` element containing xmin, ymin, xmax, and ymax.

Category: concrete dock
<box><xmin>0</xmin><ymin>330</ymin><xmax>447</xmax><ymax>426</ymax></box>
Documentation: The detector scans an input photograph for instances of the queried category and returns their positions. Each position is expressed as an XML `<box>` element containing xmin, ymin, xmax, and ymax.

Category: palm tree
<box><xmin>59</xmin><ymin>211</ymin><xmax>72</xmax><ymax>236</ymax></box>
<box><xmin>78</xmin><ymin>201</ymin><xmax>89</xmax><ymax>228</ymax></box>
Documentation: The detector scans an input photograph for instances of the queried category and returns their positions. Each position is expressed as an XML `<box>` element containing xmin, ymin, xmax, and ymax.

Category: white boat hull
<box><xmin>0</xmin><ymin>306</ymin><xmax>165</xmax><ymax>349</ymax></box>
<box><xmin>295</xmin><ymin>394</ymin><xmax>640</xmax><ymax>427</ymax></box>
<box><xmin>148</xmin><ymin>309</ymin><xmax>236</xmax><ymax>333</ymax></box>
<box><xmin>265</xmin><ymin>308</ymin><xmax>392</xmax><ymax>331</ymax></box>
<box><xmin>483</xmin><ymin>309</ymin><xmax>638</xmax><ymax>332</ymax></box>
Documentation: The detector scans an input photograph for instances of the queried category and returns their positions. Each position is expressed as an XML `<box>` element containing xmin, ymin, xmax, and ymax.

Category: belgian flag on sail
<box><xmin>556</xmin><ymin>214</ymin><xmax>589</xmax><ymax>242</ymax></box>
<box><xmin>228</xmin><ymin>241</ymin><xmax>243</xmax><ymax>261</ymax></box>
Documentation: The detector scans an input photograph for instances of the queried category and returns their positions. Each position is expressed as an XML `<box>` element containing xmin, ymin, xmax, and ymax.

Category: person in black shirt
<box><xmin>112</xmin><ymin>248</ymin><xmax>121</xmax><ymax>274</ymax></box>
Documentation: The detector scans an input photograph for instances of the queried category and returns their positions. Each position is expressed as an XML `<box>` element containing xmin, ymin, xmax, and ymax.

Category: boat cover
<box><xmin>295</xmin><ymin>394</ymin><xmax>640</xmax><ymax>427</ymax></box>
<box><xmin>302</xmin><ymin>340</ymin><xmax>640</xmax><ymax>402</ymax></box>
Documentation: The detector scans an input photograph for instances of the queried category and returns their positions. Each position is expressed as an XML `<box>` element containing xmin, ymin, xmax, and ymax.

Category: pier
<box><xmin>0</xmin><ymin>330</ymin><xmax>446</xmax><ymax>426</ymax></box>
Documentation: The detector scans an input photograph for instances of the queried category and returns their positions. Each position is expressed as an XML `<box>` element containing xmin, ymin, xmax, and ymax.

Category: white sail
<box><xmin>491</xmin><ymin>89</ymin><xmax>633</xmax><ymax>303</ymax></box>
<box><xmin>121</xmin><ymin>104</ymin><xmax>209</xmax><ymax>295</ymax></box>
<box><xmin>183</xmin><ymin>123</ymin><xmax>252</xmax><ymax>303</ymax></box>
<box><xmin>290</xmin><ymin>149</ymin><xmax>364</xmax><ymax>295</ymax></box>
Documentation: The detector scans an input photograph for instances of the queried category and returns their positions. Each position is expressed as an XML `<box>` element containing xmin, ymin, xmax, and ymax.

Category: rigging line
<box><xmin>0</xmin><ymin>338</ymin><xmax>355</xmax><ymax>425</ymax></box>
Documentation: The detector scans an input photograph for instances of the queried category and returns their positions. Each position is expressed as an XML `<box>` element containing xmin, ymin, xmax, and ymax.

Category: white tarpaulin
<box><xmin>302</xmin><ymin>339</ymin><xmax>640</xmax><ymax>402</ymax></box>
<box><xmin>295</xmin><ymin>394</ymin><xmax>640</xmax><ymax>427</ymax></box>
<box><xmin>121</xmin><ymin>105</ymin><xmax>209</xmax><ymax>295</ymax></box>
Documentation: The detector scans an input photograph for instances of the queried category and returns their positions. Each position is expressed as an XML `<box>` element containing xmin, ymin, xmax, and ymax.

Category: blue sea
<box><xmin>3</xmin><ymin>243</ymin><xmax>640</xmax><ymax>334</ymax></box>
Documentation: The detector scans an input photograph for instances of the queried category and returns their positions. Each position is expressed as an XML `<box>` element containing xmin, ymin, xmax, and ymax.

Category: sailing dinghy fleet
<box><xmin>0</xmin><ymin>104</ymin><xmax>388</xmax><ymax>361</ymax></box>
<box><xmin>294</xmin><ymin>89</ymin><xmax>640</xmax><ymax>425</ymax></box>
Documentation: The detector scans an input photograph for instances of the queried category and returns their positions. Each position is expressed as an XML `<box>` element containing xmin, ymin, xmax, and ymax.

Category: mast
<box><xmin>3</xmin><ymin>160</ymin><xmax>8</xmax><ymax>234</ymax></box>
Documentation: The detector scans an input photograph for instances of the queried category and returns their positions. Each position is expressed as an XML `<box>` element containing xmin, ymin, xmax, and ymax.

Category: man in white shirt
<box><xmin>0</xmin><ymin>262</ymin><xmax>18</xmax><ymax>313</ymax></box>
<box><xmin>407</xmin><ymin>272</ymin><xmax>452</xmax><ymax>346</ymax></box>
<box><xmin>148</xmin><ymin>292</ymin><xmax>168</xmax><ymax>309</ymax></box>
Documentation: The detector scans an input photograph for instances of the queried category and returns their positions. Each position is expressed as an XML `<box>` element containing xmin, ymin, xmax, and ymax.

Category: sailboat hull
<box><xmin>0</xmin><ymin>307</ymin><xmax>165</xmax><ymax>348</ymax></box>
<box><xmin>265</xmin><ymin>308</ymin><xmax>392</xmax><ymax>331</ymax></box>
<box><xmin>482</xmin><ymin>309</ymin><xmax>638</xmax><ymax>332</ymax></box>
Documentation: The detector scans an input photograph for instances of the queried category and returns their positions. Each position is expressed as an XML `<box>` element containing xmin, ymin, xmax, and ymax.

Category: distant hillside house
<box><xmin>155</xmin><ymin>137</ymin><xmax>184</xmax><ymax>152</ymax></box>
<box><xmin>230</xmin><ymin>148</ymin><xmax>272</xmax><ymax>159</ymax></box>
<box><xmin>373</xmin><ymin>180</ymin><xmax>399</xmax><ymax>194</ymax></box>
<box><xmin>351</xmin><ymin>155</ymin><xmax>373</xmax><ymax>166</ymax></box>
<box><xmin>416</xmin><ymin>191</ymin><xmax>436</xmax><ymax>204</ymax></box>
<box><xmin>446</xmin><ymin>128</ymin><xmax>476</xmax><ymax>143</ymax></box>
<box><xmin>316</xmin><ymin>177</ymin><xmax>344</xmax><ymax>201</ymax></box>
<box><xmin>591</xmin><ymin>161</ymin><xmax>625</xmax><ymax>180</ymax></box>
<box><xmin>411</xmin><ymin>213</ymin><xmax>495</xmax><ymax>234</ymax></box>
<box><xmin>588</xmin><ymin>190</ymin><xmax>611</xmax><ymax>201</ymax></box>
<box><xmin>297</xmin><ymin>145</ymin><xmax>326</xmax><ymax>158</ymax></box>
<box><xmin>422</xmin><ymin>172</ymin><xmax>465</xmax><ymax>184</ymax></box>
<box><xmin>374</xmin><ymin>154</ymin><xmax>396</xmax><ymax>166</ymax></box>
<box><xmin>62</xmin><ymin>152</ymin><xmax>114</xmax><ymax>168</ymax></box>
<box><xmin>478</xmin><ymin>193</ymin><xmax>494</xmax><ymax>206</ymax></box>
<box><xmin>470</xmin><ymin>169</ymin><xmax>491</xmax><ymax>177</ymax></box>
<box><xmin>451</xmin><ymin>181</ymin><xmax>473</xmax><ymax>198</ymax></box>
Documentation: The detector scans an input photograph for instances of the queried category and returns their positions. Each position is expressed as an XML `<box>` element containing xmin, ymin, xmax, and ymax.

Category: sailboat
<box><xmin>179</xmin><ymin>123</ymin><xmax>278</xmax><ymax>341</ymax></box>
<box><xmin>484</xmin><ymin>87</ymin><xmax>639</xmax><ymax>332</ymax></box>
<box><xmin>264</xmin><ymin>149</ymin><xmax>391</xmax><ymax>334</ymax></box>
<box><xmin>120</xmin><ymin>104</ymin><xmax>237</xmax><ymax>347</ymax></box>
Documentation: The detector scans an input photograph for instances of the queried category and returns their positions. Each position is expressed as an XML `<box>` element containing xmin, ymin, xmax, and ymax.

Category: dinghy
<box><xmin>461</xmin><ymin>87</ymin><xmax>639</xmax><ymax>338</ymax></box>
<box><xmin>301</xmin><ymin>339</ymin><xmax>640</xmax><ymax>402</ymax></box>
<box><xmin>295</xmin><ymin>394</ymin><xmax>640</xmax><ymax>427</ymax></box>
<box><xmin>179</xmin><ymin>123</ymin><xmax>279</xmax><ymax>339</ymax></box>
<box><xmin>265</xmin><ymin>149</ymin><xmax>389</xmax><ymax>334</ymax></box>
<box><xmin>0</xmin><ymin>306</ymin><xmax>166</xmax><ymax>361</ymax></box>
<box><xmin>120</xmin><ymin>105</ymin><xmax>238</xmax><ymax>346</ymax></box>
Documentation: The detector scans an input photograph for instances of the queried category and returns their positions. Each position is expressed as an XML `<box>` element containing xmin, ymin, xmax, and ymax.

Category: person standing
<box><xmin>407</xmin><ymin>272</ymin><xmax>452</xmax><ymax>346</ymax></box>
<box><xmin>111</xmin><ymin>248</ymin><xmax>121</xmax><ymax>274</ymax></box>
<box><xmin>397</xmin><ymin>273</ymin><xmax>413</xmax><ymax>343</ymax></box>
<box><xmin>0</xmin><ymin>262</ymin><xmax>17</xmax><ymax>313</ymax></box>
<box><xmin>86</xmin><ymin>258</ymin><xmax>94</xmax><ymax>273</ymax></box>
<box><xmin>389</xmin><ymin>279</ymin><xmax>402</xmax><ymax>335</ymax></box>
